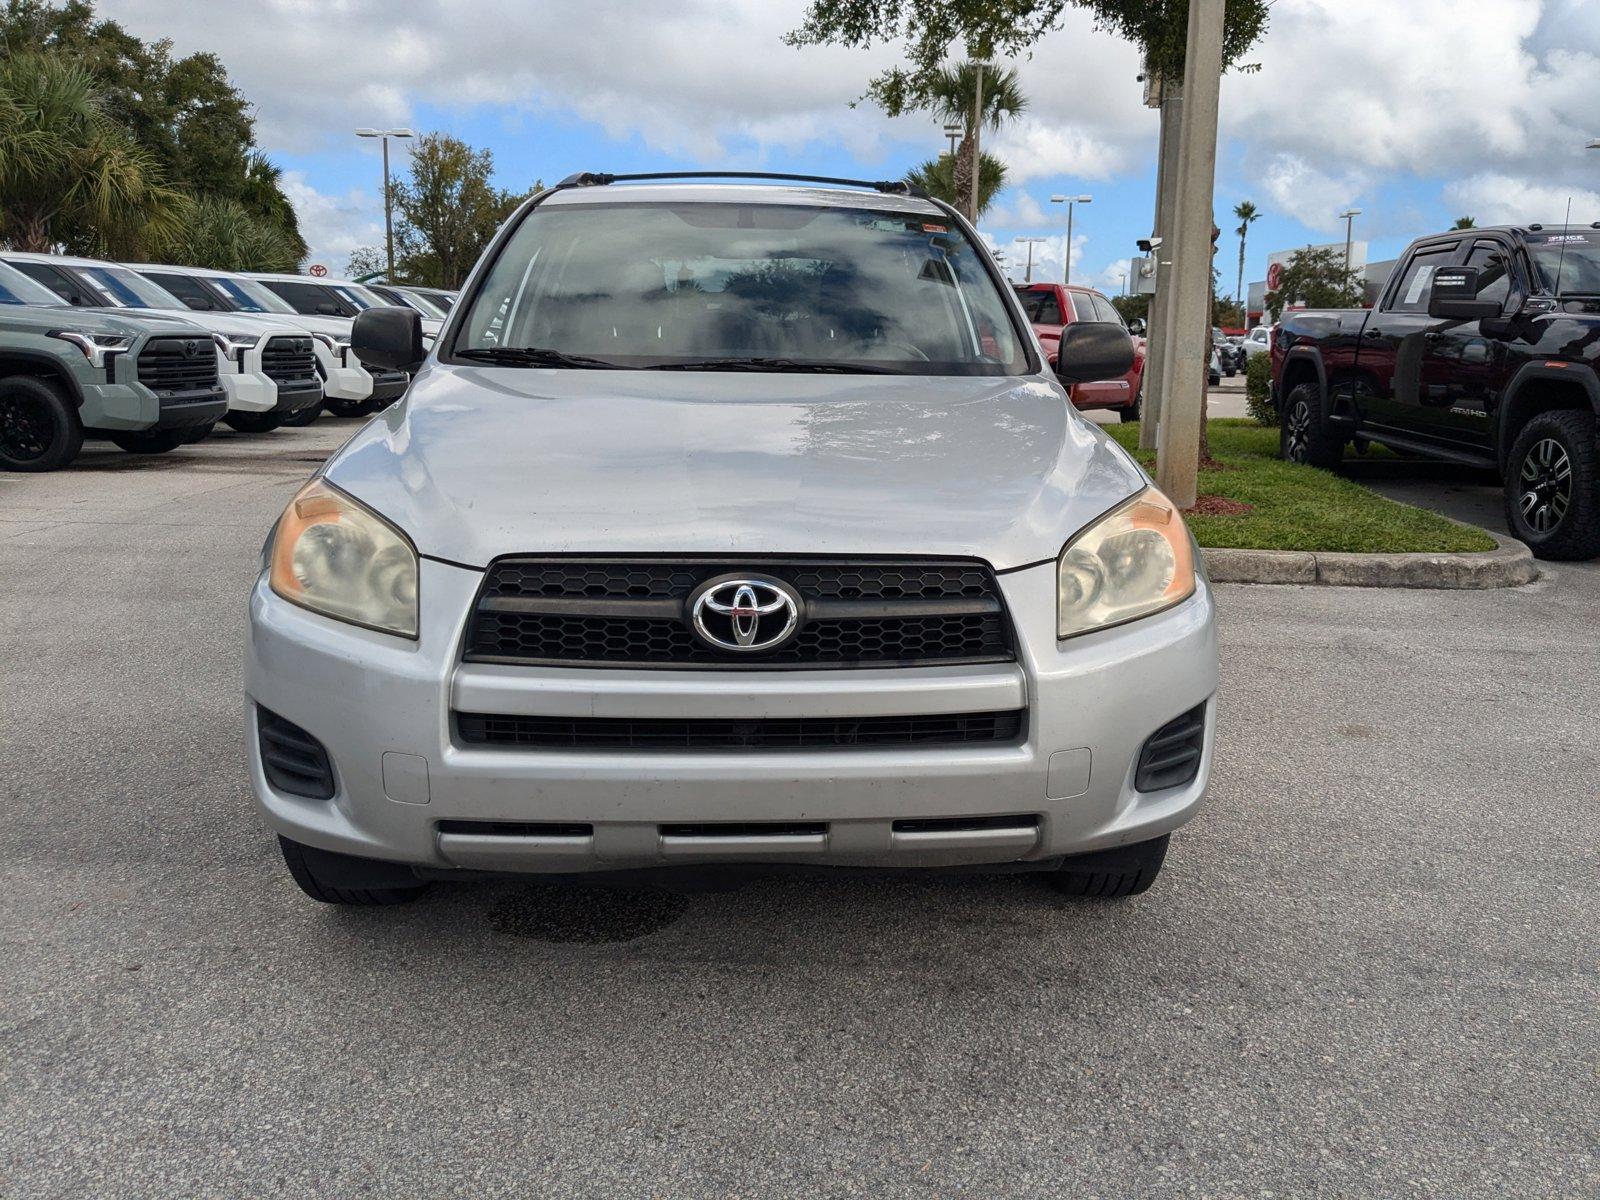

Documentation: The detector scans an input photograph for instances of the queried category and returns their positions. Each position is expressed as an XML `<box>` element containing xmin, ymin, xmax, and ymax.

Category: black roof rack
<box><xmin>555</xmin><ymin>170</ymin><xmax>928</xmax><ymax>200</ymax></box>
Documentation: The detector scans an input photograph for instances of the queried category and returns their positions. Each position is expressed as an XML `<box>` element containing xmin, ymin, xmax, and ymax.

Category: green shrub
<box><xmin>1245</xmin><ymin>353</ymin><xmax>1275</xmax><ymax>425</ymax></box>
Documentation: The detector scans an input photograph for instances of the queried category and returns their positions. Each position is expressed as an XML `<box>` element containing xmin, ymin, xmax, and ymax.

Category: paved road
<box><xmin>2</xmin><ymin>420</ymin><xmax>1596</xmax><ymax>1198</ymax></box>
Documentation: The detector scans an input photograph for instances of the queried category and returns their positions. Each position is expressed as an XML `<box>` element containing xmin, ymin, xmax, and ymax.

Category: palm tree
<box><xmin>1451</xmin><ymin>216</ymin><xmax>1476</xmax><ymax>230</ymax></box>
<box><xmin>878</xmin><ymin>61</ymin><xmax>1026</xmax><ymax>220</ymax></box>
<box><xmin>1232</xmin><ymin>200</ymin><xmax>1259</xmax><ymax>309</ymax></box>
<box><xmin>905</xmin><ymin>152</ymin><xmax>1009</xmax><ymax>218</ymax></box>
<box><xmin>0</xmin><ymin>51</ymin><xmax>182</xmax><ymax>255</ymax></box>
<box><xmin>152</xmin><ymin>194</ymin><xmax>302</xmax><ymax>272</ymax></box>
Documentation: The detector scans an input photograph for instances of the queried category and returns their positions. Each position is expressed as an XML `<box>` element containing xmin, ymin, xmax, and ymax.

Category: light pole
<box><xmin>968</xmin><ymin>60</ymin><xmax>990</xmax><ymax>222</ymax></box>
<box><xmin>1587</xmin><ymin>138</ymin><xmax>1600</xmax><ymax>150</ymax></box>
<box><xmin>943</xmin><ymin>123</ymin><xmax>963</xmax><ymax>160</ymax></box>
<box><xmin>1339</xmin><ymin>207</ymin><xmax>1362</xmax><ymax>272</ymax></box>
<box><xmin>1014</xmin><ymin>236</ymin><xmax>1049</xmax><ymax>283</ymax></box>
<box><xmin>355</xmin><ymin>127</ymin><xmax>415</xmax><ymax>280</ymax></box>
<box><xmin>1050</xmin><ymin>194</ymin><xmax>1092</xmax><ymax>283</ymax></box>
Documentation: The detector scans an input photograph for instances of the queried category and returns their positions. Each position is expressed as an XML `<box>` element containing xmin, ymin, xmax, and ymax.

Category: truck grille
<box><xmin>136</xmin><ymin>337</ymin><xmax>219</xmax><ymax>394</ymax></box>
<box><xmin>260</xmin><ymin>335</ymin><xmax>316</xmax><ymax>385</ymax></box>
<box><xmin>456</xmin><ymin>710</ymin><xmax>1025</xmax><ymax>749</ymax></box>
<box><xmin>464</xmin><ymin>559</ymin><xmax>1014</xmax><ymax>669</ymax></box>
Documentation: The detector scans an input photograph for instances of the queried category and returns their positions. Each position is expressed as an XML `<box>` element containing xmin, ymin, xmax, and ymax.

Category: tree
<box><xmin>345</xmin><ymin>245</ymin><xmax>386</xmax><ymax>280</ymax></box>
<box><xmin>1112</xmin><ymin>292</ymin><xmax>1150</xmax><ymax>324</ymax></box>
<box><xmin>1451</xmin><ymin>216</ymin><xmax>1476</xmax><ymax>229</ymax></box>
<box><xmin>1264</xmin><ymin>245</ymin><xmax>1365</xmax><ymax>315</ymax></box>
<box><xmin>391</xmin><ymin>134</ymin><xmax>532</xmax><ymax>287</ymax></box>
<box><xmin>906</xmin><ymin>151</ymin><xmax>1009</xmax><ymax>217</ymax></box>
<box><xmin>1232</xmin><ymin>199</ymin><xmax>1258</xmax><ymax>306</ymax></box>
<box><xmin>0</xmin><ymin>49</ymin><xmax>182</xmax><ymax>254</ymax></box>
<box><xmin>151</xmin><ymin>194</ymin><xmax>300</xmax><ymax>272</ymax></box>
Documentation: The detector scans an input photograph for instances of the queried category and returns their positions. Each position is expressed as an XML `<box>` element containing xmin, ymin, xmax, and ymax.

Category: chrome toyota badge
<box><xmin>689</xmin><ymin>576</ymin><xmax>802</xmax><ymax>654</ymax></box>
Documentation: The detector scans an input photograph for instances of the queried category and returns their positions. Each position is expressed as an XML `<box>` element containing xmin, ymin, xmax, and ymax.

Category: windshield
<box><xmin>393</xmin><ymin>288</ymin><xmax>448</xmax><ymax>318</ymax></box>
<box><xmin>417</xmin><ymin>288</ymin><xmax>455</xmax><ymax>312</ymax></box>
<box><xmin>207</xmin><ymin>275</ymin><xmax>298</xmax><ymax>315</ymax></box>
<box><xmin>76</xmin><ymin>264</ymin><xmax>185</xmax><ymax>310</ymax></box>
<box><xmin>329</xmin><ymin>284</ymin><xmax>380</xmax><ymax>310</ymax></box>
<box><xmin>0</xmin><ymin>261</ymin><xmax>67</xmax><ymax>306</ymax></box>
<box><xmin>1526</xmin><ymin>231</ymin><xmax>1600</xmax><ymax>295</ymax></box>
<box><xmin>452</xmin><ymin>200</ymin><xmax>1029</xmax><ymax>374</ymax></box>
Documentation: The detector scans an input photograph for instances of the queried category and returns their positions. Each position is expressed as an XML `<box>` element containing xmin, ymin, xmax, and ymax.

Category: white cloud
<box><xmin>279</xmin><ymin>172</ymin><xmax>384</xmax><ymax>272</ymax></box>
<box><xmin>1259</xmin><ymin>155</ymin><xmax>1368</xmax><ymax>233</ymax></box>
<box><xmin>1442</xmin><ymin>173</ymin><xmax>1600</xmax><ymax>227</ymax></box>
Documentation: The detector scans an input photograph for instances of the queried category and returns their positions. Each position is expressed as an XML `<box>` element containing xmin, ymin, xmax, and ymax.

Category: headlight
<box><xmin>211</xmin><ymin>332</ymin><xmax>260</xmax><ymax>357</ymax></box>
<box><xmin>1058</xmin><ymin>487</ymin><xmax>1196</xmax><ymax>639</ymax></box>
<box><xmin>49</xmin><ymin>329</ymin><xmax>133</xmax><ymax>369</ymax></box>
<box><xmin>267</xmin><ymin>478</ymin><xmax>418</xmax><ymax>638</ymax></box>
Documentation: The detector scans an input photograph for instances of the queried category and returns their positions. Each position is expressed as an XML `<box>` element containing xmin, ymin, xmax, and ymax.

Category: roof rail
<box><xmin>554</xmin><ymin>170</ymin><xmax>927</xmax><ymax>199</ymax></box>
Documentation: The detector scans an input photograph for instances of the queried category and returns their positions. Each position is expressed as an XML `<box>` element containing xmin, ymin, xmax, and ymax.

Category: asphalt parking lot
<box><xmin>2</xmin><ymin>419</ymin><xmax>1597</xmax><ymax>1199</ymax></box>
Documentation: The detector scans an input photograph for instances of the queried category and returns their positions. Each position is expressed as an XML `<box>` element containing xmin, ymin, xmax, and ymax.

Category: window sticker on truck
<box><xmin>1402</xmin><ymin>264</ymin><xmax>1436</xmax><ymax>305</ymax></box>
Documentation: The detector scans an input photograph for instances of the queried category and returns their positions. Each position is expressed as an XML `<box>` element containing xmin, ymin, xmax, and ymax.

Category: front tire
<box><xmin>1050</xmin><ymin>835</ymin><xmax>1169</xmax><ymax>898</ymax></box>
<box><xmin>1504</xmin><ymin>410</ymin><xmax>1600</xmax><ymax>561</ymax></box>
<box><xmin>0</xmin><ymin>375</ymin><xmax>82</xmax><ymax>472</ymax></box>
<box><xmin>1119</xmin><ymin>394</ymin><xmax>1142</xmax><ymax>423</ymax></box>
<box><xmin>280</xmin><ymin>401</ymin><xmax>322</xmax><ymax>427</ymax></box>
<box><xmin>224</xmin><ymin>411</ymin><xmax>283</xmax><ymax>434</ymax></box>
<box><xmin>278</xmin><ymin>836</ymin><xmax>430</xmax><ymax>906</ymax></box>
<box><xmin>324</xmin><ymin>397</ymin><xmax>368</xmax><ymax>418</ymax></box>
<box><xmin>110</xmin><ymin>429</ymin><xmax>187</xmax><ymax>455</ymax></box>
<box><xmin>1278</xmin><ymin>381</ymin><xmax>1344</xmax><ymax>469</ymax></box>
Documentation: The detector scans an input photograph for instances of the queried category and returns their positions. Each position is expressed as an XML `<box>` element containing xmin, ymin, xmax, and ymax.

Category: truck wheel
<box><xmin>1279</xmin><ymin>382</ymin><xmax>1344</xmax><ymax>469</ymax></box>
<box><xmin>1119</xmin><ymin>394</ymin><xmax>1142</xmax><ymax>423</ymax></box>
<box><xmin>0</xmin><ymin>375</ymin><xmax>83</xmax><ymax>472</ymax></box>
<box><xmin>1050</xmin><ymin>834</ymin><xmax>1169</xmax><ymax>898</ymax></box>
<box><xmin>110</xmin><ymin>429</ymin><xmax>187</xmax><ymax>455</ymax></box>
<box><xmin>179</xmin><ymin>421</ymin><xmax>215</xmax><ymax>445</ymax></box>
<box><xmin>278</xmin><ymin>836</ymin><xmax>430</xmax><ymax>906</ymax></box>
<box><xmin>324</xmin><ymin>397</ymin><xmax>367</xmax><ymax>418</ymax></box>
<box><xmin>1504</xmin><ymin>410</ymin><xmax>1600</xmax><ymax>561</ymax></box>
<box><xmin>280</xmin><ymin>401</ymin><xmax>323</xmax><ymax>427</ymax></box>
<box><xmin>224</xmin><ymin>411</ymin><xmax>284</xmax><ymax>434</ymax></box>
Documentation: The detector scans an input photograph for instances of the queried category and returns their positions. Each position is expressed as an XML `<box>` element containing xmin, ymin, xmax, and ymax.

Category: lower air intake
<box><xmin>455</xmin><ymin>710</ymin><xmax>1024</xmax><ymax>751</ymax></box>
<box><xmin>257</xmin><ymin>707</ymin><xmax>335</xmax><ymax>799</ymax></box>
<box><xmin>1134</xmin><ymin>704</ymin><xmax>1207</xmax><ymax>793</ymax></box>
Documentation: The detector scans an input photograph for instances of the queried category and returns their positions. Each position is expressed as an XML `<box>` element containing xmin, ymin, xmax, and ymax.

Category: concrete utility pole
<box><xmin>1139</xmin><ymin>82</ymin><xmax>1183</xmax><ymax>452</ymax></box>
<box><xmin>1154</xmin><ymin>0</ymin><xmax>1225</xmax><ymax>508</ymax></box>
<box><xmin>968</xmin><ymin>61</ymin><xmax>987</xmax><ymax>221</ymax></box>
<box><xmin>1015</xmin><ymin>236</ymin><xmax>1049</xmax><ymax>283</ymax></box>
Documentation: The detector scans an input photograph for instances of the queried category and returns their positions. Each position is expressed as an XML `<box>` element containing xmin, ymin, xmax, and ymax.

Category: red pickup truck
<box><xmin>1015</xmin><ymin>283</ymin><xmax>1147</xmax><ymax>420</ymax></box>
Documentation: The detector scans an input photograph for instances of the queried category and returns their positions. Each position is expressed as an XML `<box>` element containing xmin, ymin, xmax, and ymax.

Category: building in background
<box><xmin>1245</xmin><ymin>240</ymin><xmax>1400</xmax><ymax>326</ymax></box>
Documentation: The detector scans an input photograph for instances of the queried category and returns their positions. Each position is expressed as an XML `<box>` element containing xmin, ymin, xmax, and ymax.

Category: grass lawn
<box><xmin>1107</xmin><ymin>419</ymin><xmax>1497</xmax><ymax>554</ymax></box>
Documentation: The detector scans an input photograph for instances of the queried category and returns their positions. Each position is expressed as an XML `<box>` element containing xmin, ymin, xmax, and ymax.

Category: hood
<box><xmin>323</xmin><ymin>366</ymin><xmax>1148</xmax><ymax>571</ymax></box>
<box><xmin>263</xmin><ymin>312</ymin><xmax>353</xmax><ymax>338</ymax></box>
<box><xmin>169</xmin><ymin>310</ymin><xmax>303</xmax><ymax>338</ymax></box>
<box><xmin>46</xmin><ymin>306</ymin><xmax>209</xmax><ymax>336</ymax></box>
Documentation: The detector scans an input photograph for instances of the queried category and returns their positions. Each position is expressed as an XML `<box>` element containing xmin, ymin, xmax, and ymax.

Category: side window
<box><xmin>11</xmin><ymin>261</ymin><xmax>95</xmax><ymax>306</ymax></box>
<box><xmin>263</xmin><ymin>280</ymin><xmax>355</xmax><ymax>316</ymax></box>
<box><xmin>1091</xmin><ymin>293</ymin><xmax>1123</xmax><ymax>325</ymax></box>
<box><xmin>146</xmin><ymin>272</ymin><xmax>217</xmax><ymax>311</ymax></box>
<box><xmin>1464</xmin><ymin>241</ymin><xmax>1512</xmax><ymax>309</ymax></box>
<box><xmin>1387</xmin><ymin>244</ymin><xmax>1459</xmax><ymax>314</ymax></box>
<box><xmin>1031</xmin><ymin>291</ymin><xmax>1062</xmax><ymax>324</ymax></box>
<box><xmin>1069</xmin><ymin>291</ymin><xmax>1097</xmax><ymax>322</ymax></box>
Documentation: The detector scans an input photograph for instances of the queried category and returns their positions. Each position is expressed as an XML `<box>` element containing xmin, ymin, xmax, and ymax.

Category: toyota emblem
<box><xmin>689</xmin><ymin>576</ymin><xmax>801</xmax><ymax>654</ymax></box>
<box><xmin>183</xmin><ymin>339</ymin><xmax>199</xmax><ymax>358</ymax></box>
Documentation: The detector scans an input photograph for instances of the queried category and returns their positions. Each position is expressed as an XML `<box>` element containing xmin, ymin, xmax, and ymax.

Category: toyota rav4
<box><xmin>248</xmin><ymin>174</ymin><xmax>1219</xmax><ymax>906</ymax></box>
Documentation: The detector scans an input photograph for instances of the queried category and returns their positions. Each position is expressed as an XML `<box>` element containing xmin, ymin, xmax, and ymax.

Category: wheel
<box><xmin>224</xmin><ymin>411</ymin><xmax>284</xmax><ymax>434</ymax></box>
<box><xmin>1050</xmin><ymin>835</ymin><xmax>1169</xmax><ymax>898</ymax></box>
<box><xmin>324</xmin><ymin>397</ymin><xmax>368</xmax><ymax>418</ymax></box>
<box><xmin>1119</xmin><ymin>394</ymin><xmax>1142</xmax><ymax>423</ymax></box>
<box><xmin>1278</xmin><ymin>381</ymin><xmax>1344</xmax><ymax>469</ymax></box>
<box><xmin>0</xmin><ymin>375</ymin><xmax>82</xmax><ymax>471</ymax></box>
<box><xmin>280</xmin><ymin>401</ymin><xmax>323</xmax><ymax>427</ymax></box>
<box><xmin>179</xmin><ymin>421</ymin><xmax>215</xmax><ymax>445</ymax></box>
<box><xmin>1504</xmin><ymin>409</ymin><xmax>1600</xmax><ymax>561</ymax></box>
<box><xmin>109</xmin><ymin>429</ymin><xmax>187</xmax><ymax>454</ymax></box>
<box><xmin>278</xmin><ymin>836</ymin><xmax>430</xmax><ymax>906</ymax></box>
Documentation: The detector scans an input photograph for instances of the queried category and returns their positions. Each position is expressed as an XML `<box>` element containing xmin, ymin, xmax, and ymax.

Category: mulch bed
<box><xmin>1186</xmin><ymin>494</ymin><xmax>1255</xmax><ymax>517</ymax></box>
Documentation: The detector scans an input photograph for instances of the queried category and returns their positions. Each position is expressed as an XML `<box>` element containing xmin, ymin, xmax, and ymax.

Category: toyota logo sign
<box><xmin>689</xmin><ymin>576</ymin><xmax>801</xmax><ymax>654</ymax></box>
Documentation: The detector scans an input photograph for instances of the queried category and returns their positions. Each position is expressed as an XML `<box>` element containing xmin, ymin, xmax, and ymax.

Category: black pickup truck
<box><xmin>1272</xmin><ymin>224</ymin><xmax>1600</xmax><ymax>559</ymax></box>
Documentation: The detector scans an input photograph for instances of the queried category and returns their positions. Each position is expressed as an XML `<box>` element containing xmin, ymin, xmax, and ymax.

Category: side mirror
<box><xmin>315</xmin><ymin>301</ymin><xmax>342</xmax><ymax>316</ymax></box>
<box><xmin>1428</xmin><ymin>265</ymin><xmax>1502</xmax><ymax>320</ymax></box>
<box><xmin>1128</xmin><ymin>317</ymin><xmax>1146</xmax><ymax>336</ymax></box>
<box><xmin>1055</xmin><ymin>322</ymin><xmax>1134</xmax><ymax>385</ymax></box>
<box><xmin>352</xmin><ymin>305</ymin><xmax>426</xmax><ymax>373</ymax></box>
<box><xmin>183</xmin><ymin>297</ymin><xmax>212</xmax><ymax>311</ymax></box>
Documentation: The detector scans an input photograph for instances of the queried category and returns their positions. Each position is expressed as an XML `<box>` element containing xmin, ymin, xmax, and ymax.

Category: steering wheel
<box><xmin>878</xmin><ymin>341</ymin><xmax>931</xmax><ymax>362</ymax></box>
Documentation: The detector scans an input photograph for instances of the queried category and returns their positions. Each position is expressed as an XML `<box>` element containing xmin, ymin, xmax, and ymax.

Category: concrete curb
<box><xmin>1202</xmin><ymin>529</ymin><xmax>1538</xmax><ymax>589</ymax></box>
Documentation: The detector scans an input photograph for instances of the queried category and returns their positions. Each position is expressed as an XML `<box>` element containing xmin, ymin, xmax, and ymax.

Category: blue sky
<box><xmin>100</xmin><ymin>0</ymin><xmax>1600</xmax><ymax>296</ymax></box>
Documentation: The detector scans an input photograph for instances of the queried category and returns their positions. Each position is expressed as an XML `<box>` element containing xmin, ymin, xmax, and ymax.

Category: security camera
<box><xmin>1137</xmin><ymin>236</ymin><xmax>1163</xmax><ymax>253</ymax></box>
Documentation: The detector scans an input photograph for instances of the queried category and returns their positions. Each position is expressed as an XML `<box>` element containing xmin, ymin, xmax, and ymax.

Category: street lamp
<box><xmin>943</xmin><ymin>123</ymin><xmax>963</xmax><ymax>159</ymax></box>
<box><xmin>1050</xmin><ymin>194</ymin><xmax>1093</xmax><ymax>283</ymax></box>
<box><xmin>1339</xmin><ymin>207</ymin><xmax>1362</xmax><ymax>271</ymax></box>
<box><xmin>355</xmin><ymin>127</ymin><xmax>415</xmax><ymax>279</ymax></box>
<box><xmin>1014</xmin><ymin>236</ymin><xmax>1049</xmax><ymax>283</ymax></box>
<box><xmin>1587</xmin><ymin>138</ymin><xmax>1600</xmax><ymax>150</ymax></box>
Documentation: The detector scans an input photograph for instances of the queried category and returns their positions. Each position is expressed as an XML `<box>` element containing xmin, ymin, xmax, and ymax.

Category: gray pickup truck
<box><xmin>0</xmin><ymin>259</ymin><xmax>226</xmax><ymax>472</ymax></box>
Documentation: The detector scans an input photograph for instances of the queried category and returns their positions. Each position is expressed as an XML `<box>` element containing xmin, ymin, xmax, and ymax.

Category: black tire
<box><xmin>179</xmin><ymin>421</ymin><xmax>215</xmax><ymax>445</ymax></box>
<box><xmin>0</xmin><ymin>374</ymin><xmax>82</xmax><ymax>472</ymax></box>
<box><xmin>1503</xmin><ymin>409</ymin><xmax>1600</xmax><ymax>561</ymax></box>
<box><xmin>1278</xmin><ymin>381</ymin><xmax>1344</xmax><ymax>469</ymax></box>
<box><xmin>278</xmin><ymin>836</ymin><xmax>430</xmax><ymax>906</ymax></box>
<box><xmin>1050</xmin><ymin>835</ymin><xmax>1169</xmax><ymax>899</ymax></box>
<box><xmin>1119</xmin><ymin>394</ymin><xmax>1142</xmax><ymax>423</ymax></box>
<box><xmin>324</xmin><ymin>397</ymin><xmax>367</xmax><ymax>418</ymax></box>
<box><xmin>109</xmin><ymin>429</ymin><xmax>187</xmax><ymax>455</ymax></box>
<box><xmin>280</xmin><ymin>401</ymin><xmax>323</xmax><ymax>427</ymax></box>
<box><xmin>224</xmin><ymin>410</ymin><xmax>284</xmax><ymax>434</ymax></box>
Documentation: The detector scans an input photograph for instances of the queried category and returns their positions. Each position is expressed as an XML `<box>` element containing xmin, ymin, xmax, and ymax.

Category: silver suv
<box><xmin>248</xmin><ymin>173</ymin><xmax>1218</xmax><ymax>906</ymax></box>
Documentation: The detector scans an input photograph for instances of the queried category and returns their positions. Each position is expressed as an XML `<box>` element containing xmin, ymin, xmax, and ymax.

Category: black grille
<box><xmin>136</xmin><ymin>336</ymin><xmax>219</xmax><ymax>394</ymax></box>
<box><xmin>257</xmin><ymin>708</ymin><xmax>335</xmax><ymax>799</ymax></box>
<box><xmin>455</xmin><ymin>710</ymin><xmax>1025</xmax><ymax>750</ymax></box>
<box><xmin>260</xmin><ymin>335</ymin><xmax>316</xmax><ymax>385</ymax></box>
<box><xmin>1135</xmin><ymin>703</ymin><xmax>1207</xmax><ymax>792</ymax></box>
<box><xmin>465</xmin><ymin>559</ymin><xmax>1014</xmax><ymax>669</ymax></box>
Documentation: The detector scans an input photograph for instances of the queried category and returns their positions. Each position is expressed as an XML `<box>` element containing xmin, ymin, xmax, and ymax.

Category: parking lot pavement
<box><xmin>2</xmin><ymin>420</ymin><xmax>1596</xmax><ymax>1199</ymax></box>
<box><xmin>1085</xmin><ymin>372</ymin><xmax>1249</xmax><ymax>427</ymax></box>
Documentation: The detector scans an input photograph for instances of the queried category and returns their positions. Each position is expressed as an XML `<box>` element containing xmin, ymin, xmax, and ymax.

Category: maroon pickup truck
<box><xmin>1272</xmin><ymin>223</ymin><xmax>1600</xmax><ymax>560</ymax></box>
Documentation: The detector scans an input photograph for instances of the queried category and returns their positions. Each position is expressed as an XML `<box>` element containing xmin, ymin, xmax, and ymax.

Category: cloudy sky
<box><xmin>99</xmin><ymin>0</ymin><xmax>1600</xmax><ymax>298</ymax></box>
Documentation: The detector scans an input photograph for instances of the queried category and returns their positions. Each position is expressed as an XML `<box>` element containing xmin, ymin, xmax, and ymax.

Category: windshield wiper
<box><xmin>649</xmin><ymin>357</ymin><xmax>907</xmax><ymax>375</ymax></box>
<box><xmin>455</xmin><ymin>346</ymin><xmax>633</xmax><ymax>369</ymax></box>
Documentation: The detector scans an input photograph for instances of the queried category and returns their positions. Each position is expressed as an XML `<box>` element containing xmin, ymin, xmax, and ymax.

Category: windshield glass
<box><xmin>76</xmin><ymin>264</ymin><xmax>185</xmax><ymax>310</ymax></box>
<box><xmin>329</xmin><ymin>284</ymin><xmax>379</xmax><ymax>310</ymax></box>
<box><xmin>452</xmin><ymin>200</ymin><xmax>1029</xmax><ymax>374</ymax></box>
<box><xmin>392</xmin><ymin>288</ymin><xmax>448</xmax><ymax>318</ymax></box>
<box><xmin>209</xmin><ymin>275</ymin><xmax>298</xmax><ymax>314</ymax></box>
<box><xmin>1526</xmin><ymin>232</ymin><xmax>1600</xmax><ymax>295</ymax></box>
<box><xmin>417</xmin><ymin>288</ymin><xmax>455</xmax><ymax>312</ymax></box>
<box><xmin>0</xmin><ymin>261</ymin><xmax>67</xmax><ymax>306</ymax></box>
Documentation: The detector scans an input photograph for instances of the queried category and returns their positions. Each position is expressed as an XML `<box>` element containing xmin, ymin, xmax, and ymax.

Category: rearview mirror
<box><xmin>1055</xmin><ymin>322</ymin><xmax>1134</xmax><ymax>385</ymax></box>
<box><xmin>352</xmin><ymin>305</ymin><xmax>426</xmax><ymax>373</ymax></box>
<box><xmin>1428</xmin><ymin>266</ymin><xmax>1502</xmax><ymax>321</ymax></box>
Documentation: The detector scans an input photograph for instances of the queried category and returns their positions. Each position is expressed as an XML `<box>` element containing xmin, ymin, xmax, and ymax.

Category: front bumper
<box><xmin>221</xmin><ymin>366</ymin><xmax>277</xmax><ymax>413</ymax></box>
<box><xmin>246</xmin><ymin>559</ymin><xmax>1218</xmax><ymax>875</ymax></box>
<box><xmin>313</xmin><ymin>340</ymin><xmax>373</xmax><ymax>401</ymax></box>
